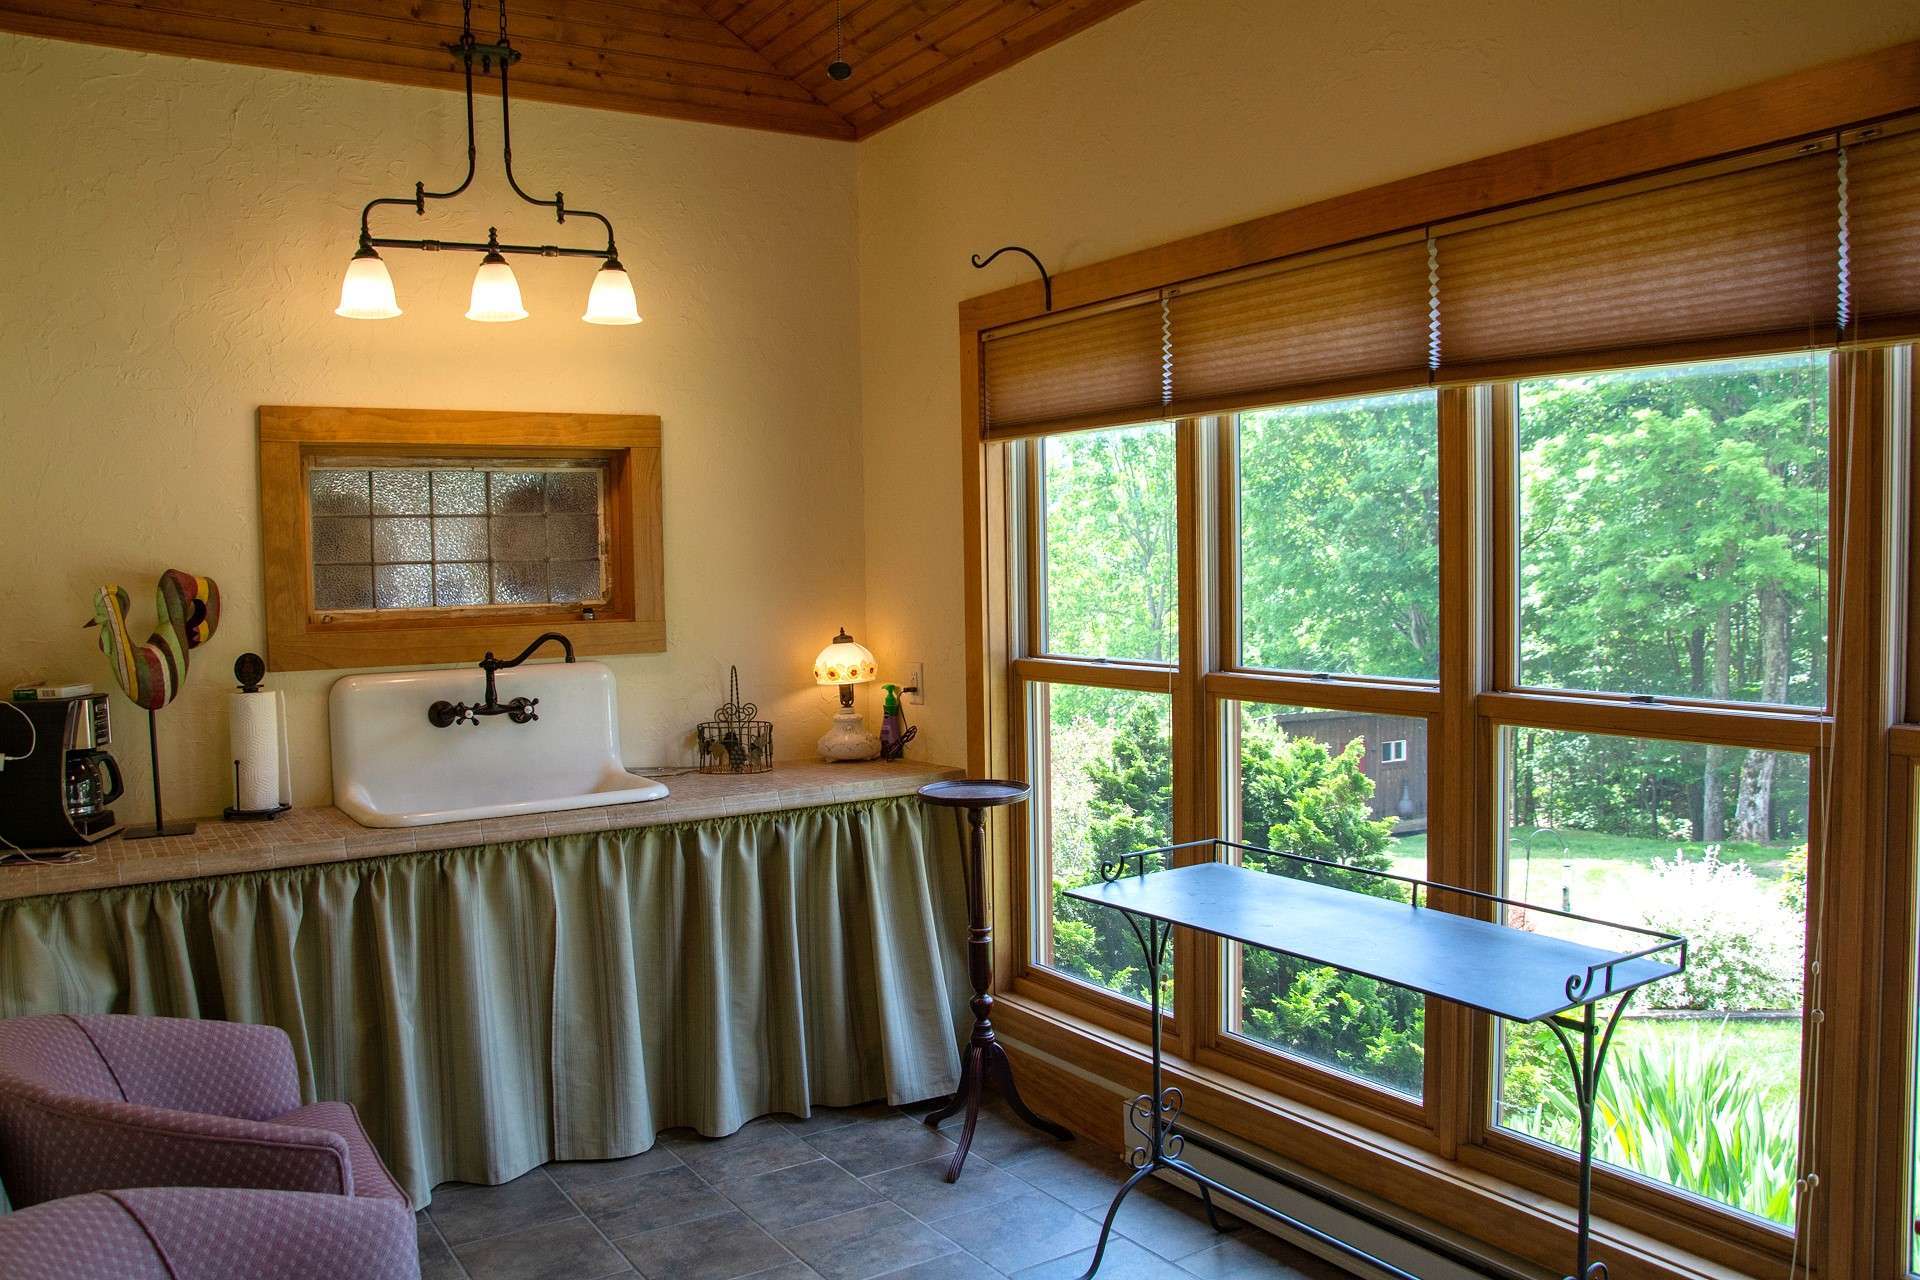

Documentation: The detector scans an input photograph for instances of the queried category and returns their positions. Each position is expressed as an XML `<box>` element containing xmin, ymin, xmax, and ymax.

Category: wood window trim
<box><xmin>960</xmin><ymin>49</ymin><xmax>1920</xmax><ymax>1280</ymax></box>
<box><xmin>259</xmin><ymin>406</ymin><xmax>664</xmax><ymax>671</ymax></box>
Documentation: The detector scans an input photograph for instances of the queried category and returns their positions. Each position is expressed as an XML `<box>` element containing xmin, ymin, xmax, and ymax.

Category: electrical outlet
<box><xmin>906</xmin><ymin>662</ymin><xmax>925</xmax><ymax>705</ymax></box>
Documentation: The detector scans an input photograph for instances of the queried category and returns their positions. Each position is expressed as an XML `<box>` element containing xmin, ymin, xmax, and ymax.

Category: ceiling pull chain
<box><xmin>828</xmin><ymin>0</ymin><xmax>853</xmax><ymax>81</ymax></box>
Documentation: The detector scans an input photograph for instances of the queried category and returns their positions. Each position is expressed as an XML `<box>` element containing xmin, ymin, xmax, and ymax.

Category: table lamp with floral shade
<box><xmin>813</xmin><ymin>627</ymin><xmax>878</xmax><ymax>761</ymax></box>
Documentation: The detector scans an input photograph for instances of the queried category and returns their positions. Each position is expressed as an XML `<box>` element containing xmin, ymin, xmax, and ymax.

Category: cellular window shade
<box><xmin>982</xmin><ymin>298</ymin><xmax>1166</xmax><ymax>437</ymax></box>
<box><xmin>1847</xmin><ymin>128</ymin><xmax>1920</xmax><ymax>342</ymax></box>
<box><xmin>1434</xmin><ymin>150</ymin><xmax>1842</xmax><ymax>379</ymax></box>
<box><xmin>1167</xmin><ymin>239</ymin><xmax>1433</xmax><ymax>412</ymax></box>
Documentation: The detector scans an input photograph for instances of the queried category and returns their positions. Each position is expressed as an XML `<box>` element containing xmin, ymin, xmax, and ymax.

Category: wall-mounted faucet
<box><xmin>428</xmin><ymin>632</ymin><xmax>576</xmax><ymax>728</ymax></box>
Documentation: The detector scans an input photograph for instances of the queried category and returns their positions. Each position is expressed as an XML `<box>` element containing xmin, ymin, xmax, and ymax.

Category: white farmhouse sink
<box><xmin>329</xmin><ymin>660</ymin><xmax>669</xmax><ymax>828</ymax></box>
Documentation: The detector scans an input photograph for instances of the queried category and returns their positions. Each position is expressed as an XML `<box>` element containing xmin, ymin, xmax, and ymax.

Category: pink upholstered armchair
<box><xmin>0</xmin><ymin>1014</ymin><xmax>407</xmax><ymax>1209</ymax></box>
<box><xmin>0</xmin><ymin>1187</ymin><xmax>419</xmax><ymax>1280</ymax></box>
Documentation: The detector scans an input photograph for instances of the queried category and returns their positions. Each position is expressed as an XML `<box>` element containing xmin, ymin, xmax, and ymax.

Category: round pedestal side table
<box><xmin>918</xmin><ymin>778</ymin><xmax>1071</xmax><ymax>1182</ymax></box>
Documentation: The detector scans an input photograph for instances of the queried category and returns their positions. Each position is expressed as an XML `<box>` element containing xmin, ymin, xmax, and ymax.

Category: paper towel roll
<box><xmin>230</xmin><ymin>690</ymin><xmax>286</xmax><ymax>812</ymax></box>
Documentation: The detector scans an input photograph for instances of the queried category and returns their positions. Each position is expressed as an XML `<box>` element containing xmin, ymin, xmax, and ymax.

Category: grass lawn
<box><xmin>1387</xmin><ymin>825</ymin><xmax>1799</xmax><ymax>926</ymax></box>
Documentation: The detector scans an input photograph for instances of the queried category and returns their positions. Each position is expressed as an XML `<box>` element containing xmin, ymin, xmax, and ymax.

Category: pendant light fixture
<box><xmin>336</xmin><ymin>0</ymin><xmax>641</xmax><ymax>326</ymax></box>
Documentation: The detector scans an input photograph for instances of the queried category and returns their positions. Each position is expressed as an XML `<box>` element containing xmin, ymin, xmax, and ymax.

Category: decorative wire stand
<box><xmin>696</xmin><ymin>666</ymin><xmax>772</xmax><ymax>774</ymax></box>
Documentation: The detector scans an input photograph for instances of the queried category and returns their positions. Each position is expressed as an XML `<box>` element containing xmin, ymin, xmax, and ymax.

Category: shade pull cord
<box><xmin>1789</xmin><ymin>344</ymin><xmax>1856</xmax><ymax>1280</ymax></box>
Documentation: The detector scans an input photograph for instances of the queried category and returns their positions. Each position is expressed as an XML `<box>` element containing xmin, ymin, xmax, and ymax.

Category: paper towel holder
<box><xmin>225</xmin><ymin>652</ymin><xmax>292</xmax><ymax>822</ymax></box>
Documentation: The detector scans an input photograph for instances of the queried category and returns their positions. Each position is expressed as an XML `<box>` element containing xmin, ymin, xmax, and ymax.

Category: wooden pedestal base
<box><xmin>917</xmin><ymin>779</ymin><xmax>1070</xmax><ymax>1182</ymax></box>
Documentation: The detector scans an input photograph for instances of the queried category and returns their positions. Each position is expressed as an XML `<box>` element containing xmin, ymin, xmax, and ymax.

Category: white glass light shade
<box><xmin>813</xmin><ymin>630</ymin><xmax>877</xmax><ymax>686</ymax></box>
<box><xmin>582</xmin><ymin>259</ymin><xmax>642</xmax><ymax>325</ymax></box>
<box><xmin>466</xmin><ymin>252</ymin><xmax>528</xmax><ymax>322</ymax></box>
<box><xmin>335</xmin><ymin>249</ymin><xmax>401</xmax><ymax>319</ymax></box>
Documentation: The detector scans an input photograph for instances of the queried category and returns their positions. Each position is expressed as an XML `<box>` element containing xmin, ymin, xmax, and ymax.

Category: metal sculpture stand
<box><xmin>918</xmin><ymin>781</ymin><xmax>1071</xmax><ymax>1182</ymax></box>
<box><xmin>126</xmin><ymin>709</ymin><xmax>195</xmax><ymax>840</ymax></box>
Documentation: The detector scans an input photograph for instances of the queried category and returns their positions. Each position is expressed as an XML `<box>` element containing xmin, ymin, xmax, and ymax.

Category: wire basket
<box><xmin>696</xmin><ymin>666</ymin><xmax>773</xmax><ymax>774</ymax></box>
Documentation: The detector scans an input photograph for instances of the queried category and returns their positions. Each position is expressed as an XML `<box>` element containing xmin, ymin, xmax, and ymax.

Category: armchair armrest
<box><xmin>118</xmin><ymin>1188</ymin><xmax>421</xmax><ymax>1280</ymax></box>
<box><xmin>71</xmin><ymin>1015</ymin><xmax>303</xmax><ymax>1120</ymax></box>
<box><xmin>0</xmin><ymin>1087</ymin><xmax>353</xmax><ymax>1207</ymax></box>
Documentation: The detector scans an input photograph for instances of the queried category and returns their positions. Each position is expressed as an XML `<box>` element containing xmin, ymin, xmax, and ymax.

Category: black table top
<box><xmin>1065</xmin><ymin>862</ymin><xmax>1680</xmax><ymax>1023</ymax></box>
<box><xmin>918</xmin><ymin>779</ymin><xmax>1030</xmax><ymax>808</ymax></box>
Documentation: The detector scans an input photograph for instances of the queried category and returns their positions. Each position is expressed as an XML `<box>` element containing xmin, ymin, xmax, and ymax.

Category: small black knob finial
<box><xmin>235</xmin><ymin>652</ymin><xmax>266</xmax><ymax>693</ymax></box>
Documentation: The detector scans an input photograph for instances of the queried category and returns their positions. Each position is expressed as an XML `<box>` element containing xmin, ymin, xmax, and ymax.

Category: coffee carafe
<box><xmin>65</xmin><ymin>748</ymin><xmax>124</xmax><ymax>828</ymax></box>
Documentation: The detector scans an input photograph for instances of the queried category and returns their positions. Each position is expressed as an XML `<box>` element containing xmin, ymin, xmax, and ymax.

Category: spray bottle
<box><xmin>879</xmin><ymin>683</ymin><xmax>917</xmax><ymax>760</ymax></box>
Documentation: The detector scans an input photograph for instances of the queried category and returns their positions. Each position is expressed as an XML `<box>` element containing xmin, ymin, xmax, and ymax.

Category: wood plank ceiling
<box><xmin>0</xmin><ymin>0</ymin><xmax>1148</xmax><ymax>139</ymax></box>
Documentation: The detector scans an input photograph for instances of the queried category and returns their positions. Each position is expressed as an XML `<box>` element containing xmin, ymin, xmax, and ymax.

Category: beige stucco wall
<box><xmin>6</xmin><ymin>0</ymin><xmax>1920</xmax><ymax>823</ymax></box>
<box><xmin>0</xmin><ymin>35</ymin><xmax>863</xmax><ymax>818</ymax></box>
<box><xmin>853</xmin><ymin>0</ymin><xmax>1920</xmax><ymax>768</ymax></box>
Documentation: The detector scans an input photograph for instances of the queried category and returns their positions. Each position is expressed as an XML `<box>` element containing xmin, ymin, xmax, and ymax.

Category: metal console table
<box><xmin>1065</xmin><ymin>839</ymin><xmax>1686</xmax><ymax>1280</ymax></box>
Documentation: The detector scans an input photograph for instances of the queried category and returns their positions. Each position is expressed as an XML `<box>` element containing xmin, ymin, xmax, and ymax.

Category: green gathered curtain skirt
<box><xmin>0</xmin><ymin>796</ymin><xmax>971</xmax><ymax>1205</ymax></box>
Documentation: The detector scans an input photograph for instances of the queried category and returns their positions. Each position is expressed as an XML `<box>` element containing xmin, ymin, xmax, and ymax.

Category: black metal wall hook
<box><xmin>970</xmin><ymin>245</ymin><xmax>1052</xmax><ymax>312</ymax></box>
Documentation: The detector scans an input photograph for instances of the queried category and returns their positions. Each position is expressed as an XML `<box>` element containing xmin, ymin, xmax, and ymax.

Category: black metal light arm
<box><xmin>352</xmin><ymin>0</ymin><xmax>618</xmax><ymax>263</ymax></box>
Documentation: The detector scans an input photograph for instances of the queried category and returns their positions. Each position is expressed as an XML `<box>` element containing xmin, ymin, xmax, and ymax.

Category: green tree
<box><xmin>1050</xmin><ymin>697</ymin><xmax>1175</xmax><ymax>1005</ymax></box>
<box><xmin>1043</xmin><ymin>424</ymin><xmax>1177</xmax><ymax>663</ymax></box>
<box><xmin>1237</xmin><ymin>392</ymin><xmax>1438</xmax><ymax>678</ymax></box>
<box><xmin>1235</xmin><ymin>719</ymin><xmax>1424</xmax><ymax>1094</ymax></box>
<box><xmin>1518</xmin><ymin>357</ymin><xmax>1827</xmax><ymax>838</ymax></box>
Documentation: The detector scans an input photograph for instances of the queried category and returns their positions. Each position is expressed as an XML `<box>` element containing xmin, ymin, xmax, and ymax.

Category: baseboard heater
<box><xmin>1155</xmin><ymin>1117</ymin><xmax>1548</xmax><ymax>1280</ymax></box>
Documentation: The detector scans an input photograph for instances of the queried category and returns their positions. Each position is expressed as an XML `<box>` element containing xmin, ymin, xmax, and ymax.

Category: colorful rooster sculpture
<box><xmin>84</xmin><ymin>570</ymin><xmax>221</xmax><ymax>838</ymax></box>
<box><xmin>87</xmin><ymin>571</ymin><xmax>222</xmax><ymax>710</ymax></box>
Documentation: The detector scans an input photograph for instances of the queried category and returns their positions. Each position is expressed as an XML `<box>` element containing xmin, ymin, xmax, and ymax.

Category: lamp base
<box><xmin>818</xmin><ymin>707</ymin><xmax>879</xmax><ymax>762</ymax></box>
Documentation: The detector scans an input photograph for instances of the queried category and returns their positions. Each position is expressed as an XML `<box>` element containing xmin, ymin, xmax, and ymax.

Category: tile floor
<box><xmin>416</xmin><ymin>1099</ymin><xmax>1351</xmax><ymax>1280</ymax></box>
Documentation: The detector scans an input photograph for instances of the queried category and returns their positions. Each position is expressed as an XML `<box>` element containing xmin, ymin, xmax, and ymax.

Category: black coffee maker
<box><xmin>0</xmin><ymin>694</ymin><xmax>125</xmax><ymax>849</ymax></box>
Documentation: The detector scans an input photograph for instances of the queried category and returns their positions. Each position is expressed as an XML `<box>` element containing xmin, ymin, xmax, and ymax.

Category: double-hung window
<box><xmin>972</xmin><ymin>115</ymin><xmax>1920</xmax><ymax>1275</ymax></box>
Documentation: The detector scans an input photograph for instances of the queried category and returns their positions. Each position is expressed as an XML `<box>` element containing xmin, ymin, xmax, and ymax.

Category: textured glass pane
<box><xmin>371</xmin><ymin>469</ymin><xmax>431</xmax><ymax>516</ymax></box>
<box><xmin>492</xmin><ymin>561</ymin><xmax>549</xmax><ymax>605</ymax></box>
<box><xmin>1227</xmin><ymin>702</ymin><xmax>1425</xmax><ymax>1099</ymax></box>
<box><xmin>433</xmin><ymin>563</ymin><xmax>487</xmax><ymax>607</ymax></box>
<box><xmin>1035</xmin><ymin>682</ymin><xmax>1173</xmax><ymax>1009</ymax></box>
<box><xmin>546</xmin><ymin>470</ymin><xmax>598</xmax><ymax>513</ymax></box>
<box><xmin>1517</xmin><ymin>353</ymin><xmax>1829</xmax><ymax>705</ymax></box>
<box><xmin>490</xmin><ymin>515</ymin><xmax>545</xmax><ymax>562</ymax></box>
<box><xmin>550</xmin><ymin>560</ymin><xmax>602</xmax><ymax>604</ymax></box>
<box><xmin>313</xmin><ymin>564</ymin><xmax>372</xmax><ymax>611</ymax></box>
<box><xmin>372</xmin><ymin>518</ymin><xmax>431</xmax><ymax>564</ymax></box>
<box><xmin>311</xmin><ymin>517</ymin><xmax>371</xmax><ymax>564</ymax></box>
<box><xmin>1494</xmin><ymin>729</ymin><xmax>1807</xmax><ymax>1225</ymax></box>
<box><xmin>433</xmin><ymin>516</ymin><xmax>489</xmax><ymax>562</ymax></box>
<box><xmin>546</xmin><ymin>515</ymin><xmax>598</xmax><ymax>561</ymax></box>
<box><xmin>431</xmin><ymin>470</ymin><xmax>487</xmax><ymax>515</ymax></box>
<box><xmin>1239</xmin><ymin>390</ymin><xmax>1438</xmax><ymax>679</ymax></box>
<box><xmin>1042</xmin><ymin>422</ymin><xmax>1177</xmax><ymax>663</ymax></box>
<box><xmin>309</xmin><ymin>470</ymin><xmax>369</xmax><ymax>517</ymax></box>
<box><xmin>489</xmin><ymin>471</ymin><xmax>545</xmax><ymax>515</ymax></box>
<box><xmin>374</xmin><ymin>563</ymin><xmax>433</xmax><ymax>609</ymax></box>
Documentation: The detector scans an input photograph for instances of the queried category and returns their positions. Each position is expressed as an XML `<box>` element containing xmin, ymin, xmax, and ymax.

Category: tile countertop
<box><xmin>0</xmin><ymin>760</ymin><xmax>965</xmax><ymax>903</ymax></box>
